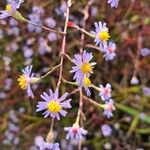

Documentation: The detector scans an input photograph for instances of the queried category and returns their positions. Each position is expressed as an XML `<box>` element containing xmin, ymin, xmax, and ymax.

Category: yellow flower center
<box><xmin>83</xmin><ymin>77</ymin><xmax>91</xmax><ymax>87</ymax></box>
<box><xmin>47</xmin><ymin>100</ymin><xmax>62</xmax><ymax>113</ymax></box>
<box><xmin>81</xmin><ymin>63</ymin><xmax>92</xmax><ymax>74</ymax></box>
<box><xmin>17</xmin><ymin>75</ymin><xmax>28</xmax><ymax>90</ymax></box>
<box><xmin>98</xmin><ymin>31</ymin><xmax>110</xmax><ymax>41</ymax></box>
<box><xmin>6</xmin><ymin>4</ymin><xmax>12</xmax><ymax>12</ymax></box>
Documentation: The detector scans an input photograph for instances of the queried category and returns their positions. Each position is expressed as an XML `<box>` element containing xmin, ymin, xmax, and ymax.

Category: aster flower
<box><xmin>91</xmin><ymin>22</ymin><xmax>110</xmax><ymax>49</ymax></box>
<box><xmin>99</xmin><ymin>83</ymin><xmax>112</xmax><ymax>101</ymax></box>
<box><xmin>103</xmin><ymin>42</ymin><xmax>116</xmax><ymax>61</ymax></box>
<box><xmin>107</xmin><ymin>0</ymin><xmax>119</xmax><ymax>8</ymax></box>
<box><xmin>78</xmin><ymin>77</ymin><xmax>92</xmax><ymax>96</ymax></box>
<box><xmin>0</xmin><ymin>0</ymin><xmax>24</xmax><ymax>19</ymax></box>
<box><xmin>64</xmin><ymin>124</ymin><xmax>87</xmax><ymax>141</ymax></box>
<box><xmin>70</xmin><ymin>50</ymin><xmax>96</xmax><ymax>84</ymax></box>
<box><xmin>36</xmin><ymin>89</ymin><xmax>72</xmax><ymax>120</ymax></box>
<box><xmin>101</xmin><ymin>124</ymin><xmax>112</xmax><ymax>137</ymax></box>
<box><xmin>17</xmin><ymin>65</ymin><xmax>40</xmax><ymax>98</ymax></box>
<box><xmin>142</xmin><ymin>86</ymin><xmax>150</xmax><ymax>96</ymax></box>
<box><xmin>103</xmin><ymin>99</ymin><xmax>116</xmax><ymax>119</ymax></box>
<box><xmin>140</xmin><ymin>48</ymin><xmax>150</xmax><ymax>57</ymax></box>
<box><xmin>35</xmin><ymin>136</ymin><xmax>60</xmax><ymax>150</ymax></box>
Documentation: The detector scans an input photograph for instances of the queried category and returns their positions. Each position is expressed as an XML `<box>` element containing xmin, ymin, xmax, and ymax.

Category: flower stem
<box><xmin>57</xmin><ymin>0</ymin><xmax>71</xmax><ymax>89</ymax></box>
<box><xmin>40</xmin><ymin>64</ymin><xmax>61</xmax><ymax>79</ymax></box>
<box><xmin>26</xmin><ymin>20</ymin><xmax>65</xmax><ymax>35</ymax></box>
<box><xmin>46</xmin><ymin>118</ymin><xmax>55</xmax><ymax>143</ymax></box>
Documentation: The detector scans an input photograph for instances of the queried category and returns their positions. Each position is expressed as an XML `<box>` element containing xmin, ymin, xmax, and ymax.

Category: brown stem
<box><xmin>26</xmin><ymin>20</ymin><xmax>64</xmax><ymax>35</ymax></box>
<box><xmin>57</xmin><ymin>1</ymin><xmax>71</xmax><ymax>89</ymax></box>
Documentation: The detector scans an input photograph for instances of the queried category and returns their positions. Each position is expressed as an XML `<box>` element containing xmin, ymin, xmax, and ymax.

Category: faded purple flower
<box><xmin>22</xmin><ymin>46</ymin><xmax>33</xmax><ymax>58</ymax></box>
<box><xmin>70</xmin><ymin>50</ymin><xmax>96</xmax><ymax>84</ymax></box>
<box><xmin>38</xmin><ymin>37</ymin><xmax>52</xmax><ymax>55</ymax></box>
<box><xmin>47</xmin><ymin>33</ymin><xmax>57</xmax><ymax>42</ymax></box>
<box><xmin>99</xmin><ymin>83</ymin><xmax>112</xmax><ymax>101</ymax></box>
<box><xmin>103</xmin><ymin>99</ymin><xmax>116</xmax><ymax>119</ymax></box>
<box><xmin>35</xmin><ymin>136</ymin><xmax>60</xmax><ymax>150</ymax></box>
<box><xmin>107</xmin><ymin>0</ymin><xmax>119</xmax><ymax>8</ymax></box>
<box><xmin>36</xmin><ymin>89</ymin><xmax>72</xmax><ymax>120</ymax></box>
<box><xmin>103</xmin><ymin>42</ymin><xmax>116</xmax><ymax>61</ymax></box>
<box><xmin>142</xmin><ymin>86</ymin><xmax>150</xmax><ymax>96</ymax></box>
<box><xmin>140</xmin><ymin>48</ymin><xmax>150</xmax><ymax>57</ymax></box>
<box><xmin>9</xmin><ymin>18</ymin><xmax>19</xmax><ymax>26</ymax></box>
<box><xmin>45</xmin><ymin>17</ymin><xmax>56</xmax><ymax>28</ymax></box>
<box><xmin>64</xmin><ymin>124</ymin><xmax>87</xmax><ymax>140</ymax></box>
<box><xmin>101</xmin><ymin>124</ymin><xmax>112</xmax><ymax>137</ymax></box>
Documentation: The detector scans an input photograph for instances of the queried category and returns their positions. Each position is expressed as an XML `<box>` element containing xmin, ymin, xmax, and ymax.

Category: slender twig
<box><xmin>62</xmin><ymin>53</ymin><xmax>74</xmax><ymax>63</ymax></box>
<box><xmin>62</xmin><ymin>77</ymin><xmax>78</xmax><ymax>86</ymax></box>
<box><xmin>40</xmin><ymin>64</ymin><xmax>61</xmax><ymax>79</ymax></box>
<box><xmin>57</xmin><ymin>0</ymin><xmax>71</xmax><ymax>89</ymax></box>
<box><xmin>123</xmin><ymin>0</ymin><xmax>135</xmax><ymax>19</ymax></box>
<box><xmin>83</xmin><ymin>95</ymin><xmax>104</xmax><ymax>108</ymax></box>
<box><xmin>26</xmin><ymin>20</ymin><xmax>65</xmax><ymax>35</ymax></box>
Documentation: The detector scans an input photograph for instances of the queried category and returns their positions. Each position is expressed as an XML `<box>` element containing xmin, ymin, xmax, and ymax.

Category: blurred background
<box><xmin>0</xmin><ymin>0</ymin><xmax>150</xmax><ymax>149</ymax></box>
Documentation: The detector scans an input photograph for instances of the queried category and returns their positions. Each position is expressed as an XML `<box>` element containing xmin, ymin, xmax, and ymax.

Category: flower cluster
<box><xmin>0</xmin><ymin>0</ymin><xmax>120</xmax><ymax>148</ymax></box>
<box><xmin>34</xmin><ymin>136</ymin><xmax>60</xmax><ymax>150</ymax></box>
<box><xmin>70</xmin><ymin>50</ymin><xmax>96</xmax><ymax>96</ymax></box>
<box><xmin>64</xmin><ymin>124</ymin><xmax>88</xmax><ymax>141</ymax></box>
<box><xmin>91</xmin><ymin>22</ymin><xmax>117</xmax><ymax>61</ymax></box>
<box><xmin>99</xmin><ymin>83</ymin><xmax>115</xmax><ymax>118</ymax></box>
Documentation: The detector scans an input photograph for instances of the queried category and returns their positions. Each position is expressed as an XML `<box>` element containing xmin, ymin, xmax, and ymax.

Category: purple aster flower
<box><xmin>91</xmin><ymin>22</ymin><xmax>110</xmax><ymax>49</ymax></box>
<box><xmin>27</xmin><ymin>14</ymin><xmax>42</xmax><ymax>33</ymax></box>
<box><xmin>78</xmin><ymin>77</ymin><xmax>92</xmax><ymax>96</ymax></box>
<box><xmin>103</xmin><ymin>42</ymin><xmax>116</xmax><ymax>61</ymax></box>
<box><xmin>17</xmin><ymin>65</ymin><xmax>39</xmax><ymax>98</ymax></box>
<box><xmin>32</xmin><ymin>6</ymin><xmax>44</xmax><ymax>15</ymax></box>
<box><xmin>36</xmin><ymin>89</ymin><xmax>72</xmax><ymax>120</ymax></box>
<box><xmin>7</xmin><ymin>26</ymin><xmax>19</xmax><ymax>36</ymax></box>
<box><xmin>107</xmin><ymin>0</ymin><xmax>119</xmax><ymax>8</ymax></box>
<box><xmin>22</xmin><ymin>46</ymin><xmax>33</xmax><ymax>58</ymax></box>
<box><xmin>103</xmin><ymin>99</ymin><xmax>116</xmax><ymax>119</ymax></box>
<box><xmin>142</xmin><ymin>86</ymin><xmax>150</xmax><ymax>96</ymax></box>
<box><xmin>9</xmin><ymin>18</ymin><xmax>19</xmax><ymax>26</ymax></box>
<box><xmin>101</xmin><ymin>124</ymin><xmax>112</xmax><ymax>137</ymax></box>
<box><xmin>45</xmin><ymin>17</ymin><xmax>56</xmax><ymax>28</ymax></box>
<box><xmin>64</xmin><ymin>124</ymin><xmax>87</xmax><ymax>141</ymax></box>
<box><xmin>99</xmin><ymin>83</ymin><xmax>112</xmax><ymax>101</ymax></box>
<box><xmin>140</xmin><ymin>48</ymin><xmax>150</xmax><ymax>57</ymax></box>
<box><xmin>38</xmin><ymin>37</ymin><xmax>52</xmax><ymax>55</ymax></box>
<box><xmin>70</xmin><ymin>50</ymin><xmax>96</xmax><ymax>84</ymax></box>
<box><xmin>35</xmin><ymin>136</ymin><xmax>60</xmax><ymax>150</ymax></box>
<box><xmin>48</xmin><ymin>33</ymin><xmax>57</xmax><ymax>42</ymax></box>
<box><xmin>0</xmin><ymin>0</ymin><xmax>24</xmax><ymax>19</ymax></box>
